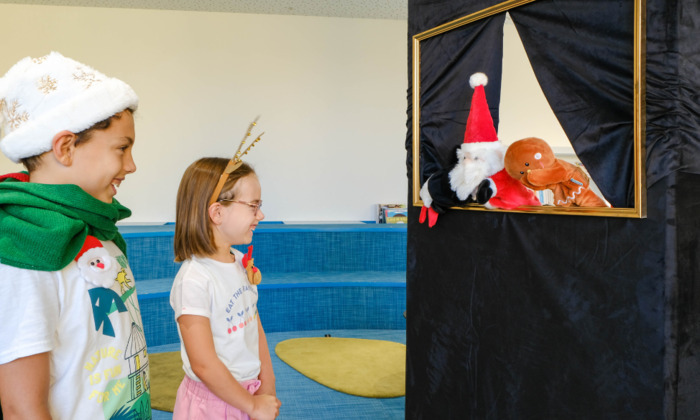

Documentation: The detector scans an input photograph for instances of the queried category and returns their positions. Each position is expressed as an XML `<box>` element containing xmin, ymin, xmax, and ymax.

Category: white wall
<box><xmin>501</xmin><ymin>17</ymin><xmax>571</xmax><ymax>153</ymax></box>
<box><xmin>0</xmin><ymin>5</ymin><xmax>572</xmax><ymax>223</ymax></box>
<box><xmin>0</xmin><ymin>3</ymin><xmax>409</xmax><ymax>223</ymax></box>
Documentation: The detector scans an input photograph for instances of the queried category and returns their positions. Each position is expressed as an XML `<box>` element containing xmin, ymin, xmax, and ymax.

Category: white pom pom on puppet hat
<box><xmin>469</xmin><ymin>72</ymin><xmax>488</xmax><ymax>89</ymax></box>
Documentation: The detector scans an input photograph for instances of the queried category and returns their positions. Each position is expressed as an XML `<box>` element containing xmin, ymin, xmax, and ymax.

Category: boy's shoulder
<box><xmin>0</xmin><ymin>262</ymin><xmax>60</xmax><ymax>307</ymax></box>
<box><xmin>0</xmin><ymin>261</ymin><xmax>55</xmax><ymax>278</ymax></box>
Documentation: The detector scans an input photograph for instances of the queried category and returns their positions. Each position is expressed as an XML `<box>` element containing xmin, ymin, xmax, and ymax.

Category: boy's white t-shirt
<box><xmin>0</xmin><ymin>239</ymin><xmax>151</xmax><ymax>420</ymax></box>
<box><xmin>170</xmin><ymin>249</ymin><xmax>261</xmax><ymax>383</ymax></box>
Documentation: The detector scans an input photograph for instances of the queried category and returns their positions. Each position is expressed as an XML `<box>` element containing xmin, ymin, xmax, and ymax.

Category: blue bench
<box><xmin>121</xmin><ymin>223</ymin><xmax>407</xmax><ymax>347</ymax></box>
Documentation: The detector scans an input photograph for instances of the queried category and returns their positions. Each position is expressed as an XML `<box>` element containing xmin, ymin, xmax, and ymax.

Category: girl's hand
<box><xmin>251</xmin><ymin>394</ymin><xmax>281</xmax><ymax>420</ymax></box>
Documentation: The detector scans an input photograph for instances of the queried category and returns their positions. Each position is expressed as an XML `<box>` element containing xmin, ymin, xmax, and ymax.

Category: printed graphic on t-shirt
<box><xmin>76</xmin><ymin>236</ymin><xmax>152</xmax><ymax>419</ymax></box>
<box><xmin>225</xmin><ymin>283</ymin><xmax>259</xmax><ymax>334</ymax></box>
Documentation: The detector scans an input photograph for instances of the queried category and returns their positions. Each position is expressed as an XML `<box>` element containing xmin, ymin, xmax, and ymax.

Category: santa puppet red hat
<box><xmin>461</xmin><ymin>73</ymin><xmax>502</xmax><ymax>148</ymax></box>
<box><xmin>448</xmin><ymin>72</ymin><xmax>540</xmax><ymax>210</ymax></box>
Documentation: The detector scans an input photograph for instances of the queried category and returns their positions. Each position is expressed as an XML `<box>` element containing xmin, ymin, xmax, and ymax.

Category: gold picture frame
<box><xmin>411</xmin><ymin>0</ymin><xmax>647</xmax><ymax>218</ymax></box>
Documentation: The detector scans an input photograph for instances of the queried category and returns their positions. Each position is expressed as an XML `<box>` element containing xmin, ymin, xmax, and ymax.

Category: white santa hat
<box><xmin>0</xmin><ymin>51</ymin><xmax>138</xmax><ymax>163</ymax></box>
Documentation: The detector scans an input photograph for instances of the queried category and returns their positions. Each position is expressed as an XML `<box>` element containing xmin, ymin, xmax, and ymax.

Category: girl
<box><xmin>171</xmin><ymin>157</ymin><xmax>280</xmax><ymax>420</ymax></box>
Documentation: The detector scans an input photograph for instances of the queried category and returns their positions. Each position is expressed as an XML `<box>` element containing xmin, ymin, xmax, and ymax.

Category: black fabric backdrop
<box><xmin>405</xmin><ymin>0</ymin><xmax>700</xmax><ymax>418</ymax></box>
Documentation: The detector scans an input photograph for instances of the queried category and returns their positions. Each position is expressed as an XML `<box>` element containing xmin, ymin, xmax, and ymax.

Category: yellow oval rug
<box><xmin>148</xmin><ymin>351</ymin><xmax>184</xmax><ymax>412</ymax></box>
<box><xmin>274</xmin><ymin>337</ymin><xmax>406</xmax><ymax>398</ymax></box>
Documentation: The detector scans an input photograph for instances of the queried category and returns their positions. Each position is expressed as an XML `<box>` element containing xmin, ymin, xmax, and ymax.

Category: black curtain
<box><xmin>406</xmin><ymin>0</ymin><xmax>700</xmax><ymax>418</ymax></box>
<box><xmin>417</xmin><ymin>13</ymin><xmax>505</xmax><ymax>182</ymax></box>
<box><xmin>509</xmin><ymin>0</ymin><xmax>635</xmax><ymax>207</ymax></box>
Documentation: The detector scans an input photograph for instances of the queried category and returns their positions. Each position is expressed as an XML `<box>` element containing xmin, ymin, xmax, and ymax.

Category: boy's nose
<box><xmin>124</xmin><ymin>152</ymin><xmax>137</xmax><ymax>173</ymax></box>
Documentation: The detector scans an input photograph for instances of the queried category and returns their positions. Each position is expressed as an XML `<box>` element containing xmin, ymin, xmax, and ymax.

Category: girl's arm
<box><xmin>178</xmin><ymin>314</ymin><xmax>280</xmax><ymax>420</ymax></box>
<box><xmin>255</xmin><ymin>316</ymin><xmax>277</xmax><ymax>396</ymax></box>
<box><xmin>0</xmin><ymin>352</ymin><xmax>52</xmax><ymax>420</ymax></box>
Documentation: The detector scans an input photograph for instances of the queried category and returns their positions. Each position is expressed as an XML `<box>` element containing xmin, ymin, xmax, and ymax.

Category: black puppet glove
<box><xmin>419</xmin><ymin>171</ymin><xmax>493</xmax><ymax>227</ymax></box>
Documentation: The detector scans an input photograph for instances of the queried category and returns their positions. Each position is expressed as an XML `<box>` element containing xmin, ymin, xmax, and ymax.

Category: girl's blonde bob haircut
<box><xmin>174</xmin><ymin>157</ymin><xmax>255</xmax><ymax>262</ymax></box>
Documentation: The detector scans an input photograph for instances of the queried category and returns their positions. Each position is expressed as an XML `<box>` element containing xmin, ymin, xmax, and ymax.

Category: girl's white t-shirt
<box><xmin>170</xmin><ymin>250</ymin><xmax>261</xmax><ymax>382</ymax></box>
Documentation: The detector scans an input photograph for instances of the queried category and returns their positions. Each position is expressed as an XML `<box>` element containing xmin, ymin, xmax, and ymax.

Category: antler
<box><xmin>208</xmin><ymin>117</ymin><xmax>266</xmax><ymax>206</ymax></box>
<box><xmin>234</xmin><ymin>116</ymin><xmax>265</xmax><ymax>161</ymax></box>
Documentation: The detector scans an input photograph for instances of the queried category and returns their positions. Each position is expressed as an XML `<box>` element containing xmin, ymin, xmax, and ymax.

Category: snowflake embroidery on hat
<box><xmin>73</xmin><ymin>67</ymin><xmax>102</xmax><ymax>89</ymax></box>
<box><xmin>1</xmin><ymin>99</ymin><xmax>29</xmax><ymax>130</ymax></box>
<box><xmin>32</xmin><ymin>55</ymin><xmax>49</xmax><ymax>64</ymax></box>
<box><xmin>37</xmin><ymin>75</ymin><xmax>57</xmax><ymax>94</ymax></box>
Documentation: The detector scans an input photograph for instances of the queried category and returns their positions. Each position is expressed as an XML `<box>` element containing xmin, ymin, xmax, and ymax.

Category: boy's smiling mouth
<box><xmin>111</xmin><ymin>179</ymin><xmax>124</xmax><ymax>194</ymax></box>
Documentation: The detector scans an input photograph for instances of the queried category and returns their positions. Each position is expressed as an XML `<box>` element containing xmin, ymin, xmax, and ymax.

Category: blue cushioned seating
<box><xmin>120</xmin><ymin>223</ymin><xmax>407</xmax><ymax>347</ymax></box>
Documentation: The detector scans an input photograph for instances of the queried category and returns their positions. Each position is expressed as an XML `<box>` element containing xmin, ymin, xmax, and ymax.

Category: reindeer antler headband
<box><xmin>208</xmin><ymin>117</ymin><xmax>264</xmax><ymax>206</ymax></box>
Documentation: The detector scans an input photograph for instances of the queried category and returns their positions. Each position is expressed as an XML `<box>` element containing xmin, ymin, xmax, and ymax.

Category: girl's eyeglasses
<box><xmin>219</xmin><ymin>199</ymin><xmax>263</xmax><ymax>214</ymax></box>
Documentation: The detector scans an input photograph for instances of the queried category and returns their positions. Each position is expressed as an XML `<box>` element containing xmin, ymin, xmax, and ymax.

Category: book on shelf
<box><xmin>377</xmin><ymin>204</ymin><xmax>407</xmax><ymax>224</ymax></box>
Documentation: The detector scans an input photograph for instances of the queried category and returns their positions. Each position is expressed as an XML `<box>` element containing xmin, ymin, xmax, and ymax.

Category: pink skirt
<box><xmin>173</xmin><ymin>375</ymin><xmax>262</xmax><ymax>420</ymax></box>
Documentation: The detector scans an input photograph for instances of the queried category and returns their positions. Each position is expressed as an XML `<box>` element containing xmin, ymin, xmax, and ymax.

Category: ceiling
<box><xmin>0</xmin><ymin>0</ymin><xmax>408</xmax><ymax>20</ymax></box>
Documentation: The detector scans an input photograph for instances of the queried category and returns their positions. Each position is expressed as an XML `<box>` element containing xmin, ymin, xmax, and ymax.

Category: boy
<box><xmin>0</xmin><ymin>52</ymin><xmax>151</xmax><ymax>419</ymax></box>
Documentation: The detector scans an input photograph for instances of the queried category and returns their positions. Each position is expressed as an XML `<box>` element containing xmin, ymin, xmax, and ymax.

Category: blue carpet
<box><xmin>150</xmin><ymin>329</ymin><xmax>405</xmax><ymax>420</ymax></box>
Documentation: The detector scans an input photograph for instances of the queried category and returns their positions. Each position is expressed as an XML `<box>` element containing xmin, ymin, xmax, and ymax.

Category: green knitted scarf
<box><xmin>0</xmin><ymin>174</ymin><xmax>131</xmax><ymax>271</ymax></box>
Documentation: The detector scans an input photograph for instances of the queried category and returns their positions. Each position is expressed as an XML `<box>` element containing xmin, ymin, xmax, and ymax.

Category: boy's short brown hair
<box><xmin>20</xmin><ymin>109</ymin><xmax>134</xmax><ymax>172</ymax></box>
<box><xmin>174</xmin><ymin>158</ymin><xmax>255</xmax><ymax>262</ymax></box>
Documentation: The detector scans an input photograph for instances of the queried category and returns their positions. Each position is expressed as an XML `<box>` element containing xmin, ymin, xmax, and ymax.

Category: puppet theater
<box><xmin>405</xmin><ymin>0</ymin><xmax>700</xmax><ymax>418</ymax></box>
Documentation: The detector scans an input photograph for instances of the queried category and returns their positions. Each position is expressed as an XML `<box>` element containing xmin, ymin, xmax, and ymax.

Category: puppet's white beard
<box><xmin>448</xmin><ymin>159</ymin><xmax>490</xmax><ymax>201</ymax></box>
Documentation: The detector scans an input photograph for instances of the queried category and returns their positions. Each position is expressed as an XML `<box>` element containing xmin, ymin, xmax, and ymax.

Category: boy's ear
<box><xmin>51</xmin><ymin>130</ymin><xmax>77</xmax><ymax>166</ymax></box>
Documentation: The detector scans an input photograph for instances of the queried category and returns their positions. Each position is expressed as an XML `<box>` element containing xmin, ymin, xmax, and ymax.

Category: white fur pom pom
<box><xmin>469</xmin><ymin>72</ymin><xmax>488</xmax><ymax>88</ymax></box>
<box><xmin>419</xmin><ymin>179</ymin><xmax>433</xmax><ymax>208</ymax></box>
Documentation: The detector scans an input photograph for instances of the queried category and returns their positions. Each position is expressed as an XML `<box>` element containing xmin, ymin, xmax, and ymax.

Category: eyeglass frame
<box><xmin>218</xmin><ymin>198</ymin><xmax>263</xmax><ymax>214</ymax></box>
